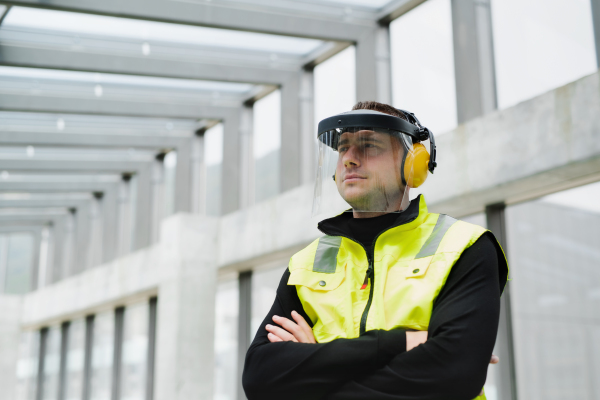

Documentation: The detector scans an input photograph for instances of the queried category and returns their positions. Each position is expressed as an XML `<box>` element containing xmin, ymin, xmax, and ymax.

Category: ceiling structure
<box><xmin>0</xmin><ymin>0</ymin><xmax>424</xmax><ymax>293</ymax></box>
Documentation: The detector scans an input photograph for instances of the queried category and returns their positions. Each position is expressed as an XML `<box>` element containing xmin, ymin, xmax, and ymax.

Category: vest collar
<box><xmin>318</xmin><ymin>194</ymin><xmax>429</xmax><ymax>238</ymax></box>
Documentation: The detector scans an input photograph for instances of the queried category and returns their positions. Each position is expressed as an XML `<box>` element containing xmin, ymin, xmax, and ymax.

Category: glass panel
<box><xmin>390</xmin><ymin>0</ymin><xmax>457</xmax><ymax>134</ymax></box>
<box><xmin>314</xmin><ymin>46</ymin><xmax>356</xmax><ymax>127</ymax></box>
<box><xmin>4</xmin><ymin>233</ymin><xmax>34</xmax><ymax>294</ymax></box>
<box><xmin>251</xmin><ymin>265</ymin><xmax>287</xmax><ymax>338</ymax></box>
<box><xmin>120</xmin><ymin>302</ymin><xmax>149</xmax><ymax>400</ymax></box>
<box><xmin>214</xmin><ymin>278</ymin><xmax>239</xmax><ymax>400</ymax></box>
<box><xmin>1</xmin><ymin>7</ymin><xmax>323</xmax><ymax>56</ymax></box>
<box><xmin>42</xmin><ymin>326</ymin><xmax>61</xmax><ymax>400</ymax></box>
<box><xmin>90</xmin><ymin>312</ymin><xmax>114</xmax><ymax>400</ymax></box>
<box><xmin>253</xmin><ymin>90</ymin><xmax>281</xmax><ymax>203</ymax></box>
<box><xmin>492</xmin><ymin>0</ymin><xmax>597</xmax><ymax>109</ymax></box>
<box><xmin>15</xmin><ymin>330</ymin><xmax>39</xmax><ymax>400</ymax></box>
<box><xmin>64</xmin><ymin>319</ymin><xmax>85</xmax><ymax>400</ymax></box>
<box><xmin>205</xmin><ymin>124</ymin><xmax>224</xmax><ymax>217</ymax></box>
<box><xmin>506</xmin><ymin>181</ymin><xmax>600</xmax><ymax>399</ymax></box>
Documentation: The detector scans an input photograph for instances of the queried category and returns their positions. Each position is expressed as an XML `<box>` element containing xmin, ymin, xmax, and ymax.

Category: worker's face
<box><xmin>335</xmin><ymin>130</ymin><xmax>406</xmax><ymax>212</ymax></box>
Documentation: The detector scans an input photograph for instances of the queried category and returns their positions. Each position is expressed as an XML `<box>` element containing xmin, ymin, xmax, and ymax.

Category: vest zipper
<box><xmin>359</xmin><ymin>256</ymin><xmax>375</xmax><ymax>336</ymax></box>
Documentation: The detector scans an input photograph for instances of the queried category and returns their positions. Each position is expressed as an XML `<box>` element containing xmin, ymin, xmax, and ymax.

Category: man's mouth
<box><xmin>343</xmin><ymin>174</ymin><xmax>366</xmax><ymax>182</ymax></box>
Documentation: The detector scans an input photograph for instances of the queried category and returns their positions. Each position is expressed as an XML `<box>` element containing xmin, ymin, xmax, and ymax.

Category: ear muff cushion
<box><xmin>403</xmin><ymin>143</ymin><xmax>430</xmax><ymax>188</ymax></box>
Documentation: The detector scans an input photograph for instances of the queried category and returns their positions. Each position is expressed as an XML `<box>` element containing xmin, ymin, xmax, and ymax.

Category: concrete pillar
<box><xmin>117</xmin><ymin>175</ymin><xmax>133</xmax><ymax>257</ymax></box>
<box><xmin>591</xmin><ymin>0</ymin><xmax>600</xmax><ymax>68</ymax></box>
<box><xmin>154</xmin><ymin>214</ymin><xmax>219</xmax><ymax>400</ymax></box>
<box><xmin>73</xmin><ymin>205</ymin><xmax>91</xmax><ymax>274</ymax></box>
<box><xmin>151</xmin><ymin>155</ymin><xmax>166</xmax><ymax>244</ymax></box>
<box><xmin>221</xmin><ymin>110</ymin><xmax>242</xmax><ymax>215</ymax></box>
<box><xmin>191</xmin><ymin>132</ymin><xmax>207</xmax><ymax>215</ymax></box>
<box><xmin>451</xmin><ymin>0</ymin><xmax>498</xmax><ymax>123</ymax></box>
<box><xmin>299</xmin><ymin>69</ymin><xmax>316</xmax><ymax>185</ymax></box>
<box><xmin>175</xmin><ymin>142</ymin><xmax>192</xmax><ymax>213</ymax></box>
<box><xmin>238</xmin><ymin>105</ymin><xmax>254</xmax><ymax>209</ymax></box>
<box><xmin>37</xmin><ymin>224</ymin><xmax>52</xmax><ymax>290</ymax></box>
<box><xmin>355</xmin><ymin>26</ymin><xmax>392</xmax><ymax>103</ymax></box>
<box><xmin>280</xmin><ymin>75</ymin><xmax>301</xmax><ymax>192</ymax></box>
<box><xmin>0</xmin><ymin>295</ymin><xmax>22</xmax><ymax>400</ymax></box>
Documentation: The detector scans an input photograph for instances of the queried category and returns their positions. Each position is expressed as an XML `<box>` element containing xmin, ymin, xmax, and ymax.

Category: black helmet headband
<box><xmin>317</xmin><ymin>109</ymin><xmax>437</xmax><ymax>173</ymax></box>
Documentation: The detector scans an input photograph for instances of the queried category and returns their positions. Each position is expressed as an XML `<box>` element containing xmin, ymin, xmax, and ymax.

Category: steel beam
<box><xmin>0</xmin><ymin>0</ymin><xmax>372</xmax><ymax>41</ymax></box>
<box><xmin>0</xmin><ymin>92</ymin><xmax>240</xmax><ymax>120</ymax></box>
<box><xmin>0</xmin><ymin>45</ymin><xmax>299</xmax><ymax>85</ymax></box>
<box><xmin>451</xmin><ymin>0</ymin><xmax>498</xmax><ymax>123</ymax></box>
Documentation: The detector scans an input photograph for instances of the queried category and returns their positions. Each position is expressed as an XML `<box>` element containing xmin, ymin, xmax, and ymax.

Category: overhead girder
<box><xmin>0</xmin><ymin>0</ymin><xmax>374</xmax><ymax>41</ymax></box>
<box><xmin>0</xmin><ymin>45</ymin><xmax>300</xmax><ymax>85</ymax></box>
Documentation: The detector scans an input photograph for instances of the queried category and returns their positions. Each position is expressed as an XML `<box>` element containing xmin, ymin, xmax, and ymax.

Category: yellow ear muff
<box><xmin>403</xmin><ymin>143</ymin><xmax>430</xmax><ymax>188</ymax></box>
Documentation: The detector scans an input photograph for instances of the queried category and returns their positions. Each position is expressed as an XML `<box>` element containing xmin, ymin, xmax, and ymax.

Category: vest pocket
<box><xmin>288</xmin><ymin>268</ymin><xmax>345</xmax><ymax>291</ymax></box>
<box><xmin>406</xmin><ymin>257</ymin><xmax>432</xmax><ymax>279</ymax></box>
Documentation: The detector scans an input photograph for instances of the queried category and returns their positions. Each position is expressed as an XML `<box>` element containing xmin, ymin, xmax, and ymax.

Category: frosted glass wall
<box><xmin>214</xmin><ymin>278</ymin><xmax>239</xmax><ymax>400</ymax></box>
<box><xmin>89</xmin><ymin>312</ymin><xmax>114</xmax><ymax>400</ymax></box>
<box><xmin>64</xmin><ymin>319</ymin><xmax>85</xmax><ymax>400</ymax></box>
<box><xmin>390</xmin><ymin>0</ymin><xmax>456</xmax><ymax>135</ymax></box>
<box><xmin>15</xmin><ymin>330</ymin><xmax>39</xmax><ymax>400</ymax></box>
<box><xmin>506</xmin><ymin>181</ymin><xmax>600</xmax><ymax>399</ymax></box>
<box><xmin>492</xmin><ymin>0</ymin><xmax>597</xmax><ymax>109</ymax></box>
<box><xmin>41</xmin><ymin>326</ymin><xmax>61</xmax><ymax>400</ymax></box>
<box><xmin>120</xmin><ymin>302</ymin><xmax>149</xmax><ymax>400</ymax></box>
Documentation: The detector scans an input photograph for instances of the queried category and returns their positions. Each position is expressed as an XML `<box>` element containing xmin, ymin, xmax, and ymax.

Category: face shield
<box><xmin>312</xmin><ymin>110</ymin><xmax>436</xmax><ymax>217</ymax></box>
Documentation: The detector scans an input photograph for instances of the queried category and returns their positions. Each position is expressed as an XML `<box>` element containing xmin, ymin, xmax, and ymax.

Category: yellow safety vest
<box><xmin>288</xmin><ymin>196</ymin><xmax>508</xmax><ymax>400</ymax></box>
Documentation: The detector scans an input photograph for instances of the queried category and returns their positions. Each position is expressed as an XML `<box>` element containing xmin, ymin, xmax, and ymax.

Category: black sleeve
<box><xmin>324</xmin><ymin>232</ymin><xmax>503</xmax><ymax>400</ymax></box>
<box><xmin>242</xmin><ymin>269</ymin><xmax>407</xmax><ymax>400</ymax></box>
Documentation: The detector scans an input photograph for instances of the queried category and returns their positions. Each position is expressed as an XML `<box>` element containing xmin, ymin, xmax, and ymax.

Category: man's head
<box><xmin>333</xmin><ymin>102</ymin><xmax>413</xmax><ymax>213</ymax></box>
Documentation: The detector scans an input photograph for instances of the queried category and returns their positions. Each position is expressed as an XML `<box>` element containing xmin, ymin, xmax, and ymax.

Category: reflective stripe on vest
<box><xmin>313</xmin><ymin>236</ymin><xmax>342</xmax><ymax>273</ymax></box>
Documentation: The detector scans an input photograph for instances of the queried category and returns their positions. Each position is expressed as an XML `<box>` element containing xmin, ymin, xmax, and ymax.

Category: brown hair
<box><xmin>351</xmin><ymin>101</ymin><xmax>409</xmax><ymax>122</ymax></box>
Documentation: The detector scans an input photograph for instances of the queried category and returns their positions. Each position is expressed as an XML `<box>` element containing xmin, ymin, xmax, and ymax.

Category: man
<box><xmin>242</xmin><ymin>102</ymin><xmax>508</xmax><ymax>400</ymax></box>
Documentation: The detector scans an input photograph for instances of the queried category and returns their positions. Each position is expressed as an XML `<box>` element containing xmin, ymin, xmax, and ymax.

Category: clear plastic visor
<box><xmin>312</xmin><ymin>127</ymin><xmax>416</xmax><ymax>217</ymax></box>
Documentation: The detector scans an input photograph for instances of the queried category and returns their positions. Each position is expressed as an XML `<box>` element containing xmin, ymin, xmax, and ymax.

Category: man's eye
<box><xmin>338</xmin><ymin>146</ymin><xmax>348</xmax><ymax>153</ymax></box>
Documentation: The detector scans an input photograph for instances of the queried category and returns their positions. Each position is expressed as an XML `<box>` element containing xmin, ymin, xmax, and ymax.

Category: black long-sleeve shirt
<box><xmin>243</xmin><ymin>204</ymin><xmax>507</xmax><ymax>400</ymax></box>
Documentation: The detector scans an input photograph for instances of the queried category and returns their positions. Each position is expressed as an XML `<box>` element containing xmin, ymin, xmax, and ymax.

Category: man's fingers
<box><xmin>268</xmin><ymin>333</ymin><xmax>283</xmax><ymax>343</ymax></box>
<box><xmin>272</xmin><ymin>315</ymin><xmax>308</xmax><ymax>343</ymax></box>
<box><xmin>265</xmin><ymin>323</ymin><xmax>297</xmax><ymax>342</ymax></box>
<box><xmin>490</xmin><ymin>354</ymin><xmax>499</xmax><ymax>364</ymax></box>
<box><xmin>291</xmin><ymin>311</ymin><xmax>316</xmax><ymax>344</ymax></box>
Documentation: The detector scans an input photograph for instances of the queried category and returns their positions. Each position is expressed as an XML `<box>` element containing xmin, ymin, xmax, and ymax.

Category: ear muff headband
<box><xmin>402</xmin><ymin>142</ymin><xmax>430</xmax><ymax>188</ymax></box>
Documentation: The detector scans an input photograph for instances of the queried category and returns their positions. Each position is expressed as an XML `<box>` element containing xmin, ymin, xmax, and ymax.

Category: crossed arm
<box><xmin>242</xmin><ymin>233</ymin><xmax>504</xmax><ymax>400</ymax></box>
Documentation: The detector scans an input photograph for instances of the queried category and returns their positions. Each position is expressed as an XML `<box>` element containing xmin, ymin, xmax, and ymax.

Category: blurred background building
<box><xmin>0</xmin><ymin>0</ymin><xmax>598</xmax><ymax>399</ymax></box>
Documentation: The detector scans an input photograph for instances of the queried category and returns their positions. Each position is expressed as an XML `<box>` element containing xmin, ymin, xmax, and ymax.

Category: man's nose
<box><xmin>342</xmin><ymin>145</ymin><xmax>361</xmax><ymax>168</ymax></box>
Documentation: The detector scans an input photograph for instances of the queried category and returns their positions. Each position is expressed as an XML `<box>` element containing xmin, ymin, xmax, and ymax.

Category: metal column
<box><xmin>238</xmin><ymin>105</ymin><xmax>255</xmax><ymax>209</ymax></box>
<box><xmin>111</xmin><ymin>307</ymin><xmax>125</xmax><ymax>400</ymax></box>
<box><xmin>151</xmin><ymin>155</ymin><xmax>166</xmax><ymax>244</ymax></box>
<box><xmin>486</xmin><ymin>203</ymin><xmax>518</xmax><ymax>400</ymax></box>
<box><xmin>299</xmin><ymin>69</ymin><xmax>316</xmax><ymax>185</ymax></box>
<box><xmin>221</xmin><ymin>111</ymin><xmax>242</xmax><ymax>215</ymax></box>
<box><xmin>146</xmin><ymin>297</ymin><xmax>158</xmax><ymax>400</ymax></box>
<box><xmin>451</xmin><ymin>0</ymin><xmax>498</xmax><ymax>123</ymax></box>
<box><xmin>280</xmin><ymin>75</ymin><xmax>301</xmax><ymax>192</ymax></box>
<box><xmin>58</xmin><ymin>321</ymin><xmax>70</xmax><ymax>400</ymax></box>
<box><xmin>191</xmin><ymin>130</ymin><xmax>207</xmax><ymax>215</ymax></box>
<box><xmin>237</xmin><ymin>271</ymin><xmax>252</xmax><ymax>400</ymax></box>
<box><xmin>82</xmin><ymin>315</ymin><xmax>94</xmax><ymax>400</ymax></box>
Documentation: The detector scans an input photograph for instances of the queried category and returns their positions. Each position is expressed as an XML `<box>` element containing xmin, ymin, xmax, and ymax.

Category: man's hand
<box><xmin>266</xmin><ymin>310</ymin><xmax>317</xmax><ymax>344</ymax></box>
